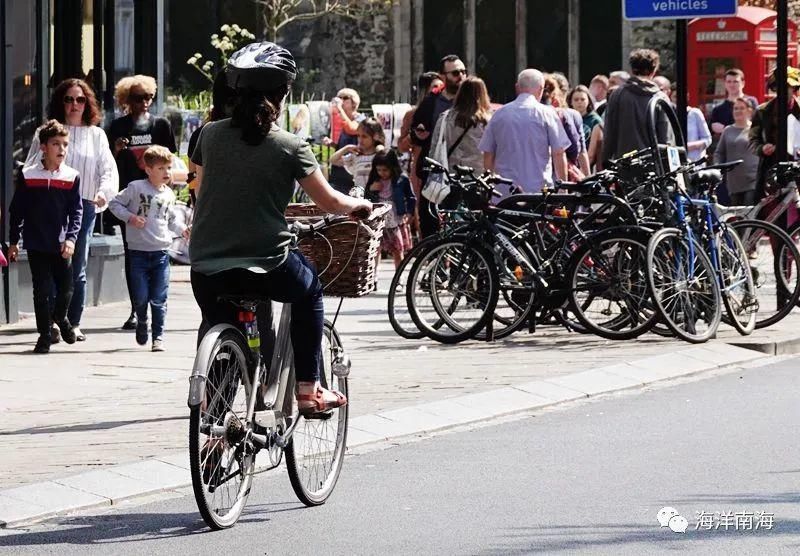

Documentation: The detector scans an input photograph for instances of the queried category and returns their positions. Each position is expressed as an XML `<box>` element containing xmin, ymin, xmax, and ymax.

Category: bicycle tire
<box><xmin>388</xmin><ymin>239</ymin><xmax>438</xmax><ymax>340</ymax></box>
<box><xmin>406</xmin><ymin>239</ymin><xmax>499</xmax><ymax>344</ymax></box>
<box><xmin>717</xmin><ymin>225</ymin><xmax>756</xmax><ymax>335</ymax></box>
<box><xmin>732</xmin><ymin>219</ymin><xmax>800</xmax><ymax>328</ymax></box>
<box><xmin>189</xmin><ymin>328</ymin><xmax>256</xmax><ymax>530</ymax></box>
<box><xmin>567</xmin><ymin>227</ymin><xmax>657</xmax><ymax>340</ymax></box>
<box><xmin>286</xmin><ymin>321</ymin><xmax>349</xmax><ymax>506</ymax></box>
<box><xmin>646</xmin><ymin>228</ymin><xmax>722</xmax><ymax>344</ymax></box>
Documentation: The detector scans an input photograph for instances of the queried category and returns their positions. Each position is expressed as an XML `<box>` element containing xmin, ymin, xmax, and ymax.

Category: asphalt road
<box><xmin>2</xmin><ymin>357</ymin><xmax>799</xmax><ymax>555</ymax></box>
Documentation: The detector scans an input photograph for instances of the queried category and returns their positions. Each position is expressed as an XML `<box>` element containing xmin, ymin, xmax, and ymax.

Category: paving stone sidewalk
<box><xmin>1</xmin><ymin>262</ymin><xmax>798</xmax><ymax>490</ymax></box>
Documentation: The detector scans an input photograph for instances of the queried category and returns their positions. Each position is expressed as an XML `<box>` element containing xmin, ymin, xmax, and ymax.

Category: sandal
<box><xmin>297</xmin><ymin>385</ymin><xmax>347</xmax><ymax>416</ymax></box>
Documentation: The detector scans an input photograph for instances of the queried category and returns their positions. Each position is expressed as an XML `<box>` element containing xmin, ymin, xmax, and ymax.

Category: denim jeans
<box><xmin>190</xmin><ymin>251</ymin><xmax>324</xmax><ymax>382</ymax></box>
<box><xmin>67</xmin><ymin>199</ymin><xmax>97</xmax><ymax>326</ymax></box>
<box><xmin>129</xmin><ymin>250</ymin><xmax>170</xmax><ymax>340</ymax></box>
<box><xmin>28</xmin><ymin>250</ymin><xmax>73</xmax><ymax>337</ymax></box>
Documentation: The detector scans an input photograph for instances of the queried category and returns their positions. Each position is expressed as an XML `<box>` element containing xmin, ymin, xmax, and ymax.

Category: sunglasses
<box><xmin>129</xmin><ymin>93</ymin><xmax>154</xmax><ymax>103</ymax></box>
<box><xmin>447</xmin><ymin>69</ymin><xmax>467</xmax><ymax>78</ymax></box>
<box><xmin>64</xmin><ymin>95</ymin><xmax>87</xmax><ymax>105</ymax></box>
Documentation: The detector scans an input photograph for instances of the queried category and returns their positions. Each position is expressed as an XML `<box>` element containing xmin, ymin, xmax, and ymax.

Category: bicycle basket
<box><xmin>285</xmin><ymin>203</ymin><xmax>391</xmax><ymax>297</ymax></box>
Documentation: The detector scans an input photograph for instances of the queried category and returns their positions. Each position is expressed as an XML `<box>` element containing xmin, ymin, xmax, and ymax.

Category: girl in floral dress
<box><xmin>367</xmin><ymin>150</ymin><xmax>416</xmax><ymax>268</ymax></box>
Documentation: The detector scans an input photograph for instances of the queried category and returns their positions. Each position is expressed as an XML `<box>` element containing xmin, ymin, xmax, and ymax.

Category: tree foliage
<box><xmin>253</xmin><ymin>0</ymin><xmax>393</xmax><ymax>41</ymax></box>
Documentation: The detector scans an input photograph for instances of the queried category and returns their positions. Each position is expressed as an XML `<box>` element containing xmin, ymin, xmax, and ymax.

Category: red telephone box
<box><xmin>688</xmin><ymin>6</ymin><xmax>797</xmax><ymax>117</ymax></box>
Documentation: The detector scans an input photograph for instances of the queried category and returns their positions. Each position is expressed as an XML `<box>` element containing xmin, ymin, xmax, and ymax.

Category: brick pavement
<box><xmin>1</xmin><ymin>262</ymin><xmax>797</xmax><ymax>489</ymax></box>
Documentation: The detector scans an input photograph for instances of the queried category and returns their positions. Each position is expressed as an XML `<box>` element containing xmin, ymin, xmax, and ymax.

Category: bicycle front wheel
<box><xmin>568</xmin><ymin>228</ymin><xmax>657</xmax><ymax>340</ymax></box>
<box><xmin>646</xmin><ymin>228</ymin><xmax>722</xmax><ymax>343</ymax></box>
<box><xmin>388</xmin><ymin>239</ymin><xmax>436</xmax><ymax>340</ymax></box>
<box><xmin>406</xmin><ymin>239</ymin><xmax>499</xmax><ymax>344</ymax></box>
<box><xmin>189</xmin><ymin>329</ymin><xmax>255</xmax><ymax>530</ymax></box>
<box><xmin>286</xmin><ymin>321</ymin><xmax>349</xmax><ymax>506</ymax></box>
<box><xmin>717</xmin><ymin>224</ymin><xmax>756</xmax><ymax>335</ymax></box>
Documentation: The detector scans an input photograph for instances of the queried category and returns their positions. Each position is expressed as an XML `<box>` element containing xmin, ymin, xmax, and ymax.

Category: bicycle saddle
<box><xmin>690</xmin><ymin>169</ymin><xmax>723</xmax><ymax>191</ymax></box>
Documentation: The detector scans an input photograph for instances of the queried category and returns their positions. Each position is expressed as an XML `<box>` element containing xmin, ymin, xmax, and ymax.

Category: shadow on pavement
<box><xmin>0</xmin><ymin>502</ymin><xmax>305</xmax><ymax>547</ymax></box>
<box><xmin>0</xmin><ymin>415</ymin><xmax>187</xmax><ymax>436</ymax></box>
<box><xmin>479</xmin><ymin>516</ymin><xmax>800</xmax><ymax>554</ymax></box>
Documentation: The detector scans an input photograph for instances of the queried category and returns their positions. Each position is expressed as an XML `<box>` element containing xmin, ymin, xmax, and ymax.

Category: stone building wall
<box><xmin>280</xmin><ymin>12</ymin><xmax>397</xmax><ymax>106</ymax></box>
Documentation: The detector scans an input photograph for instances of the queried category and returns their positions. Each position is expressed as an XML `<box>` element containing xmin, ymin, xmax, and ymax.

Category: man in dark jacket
<box><xmin>411</xmin><ymin>54</ymin><xmax>466</xmax><ymax>237</ymax></box>
<box><xmin>602</xmin><ymin>49</ymin><xmax>668</xmax><ymax>164</ymax></box>
<box><xmin>749</xmin><ymin>66</ymin><xmax>800</xmax><ymax>200</ymax></box>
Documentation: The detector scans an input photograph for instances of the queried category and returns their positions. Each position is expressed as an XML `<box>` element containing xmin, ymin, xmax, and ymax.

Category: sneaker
<box><xmin>56</xmin><ymin>320</ymin><xmax>77</xmax><ymax>344</ymax></box>
<box><xmin>135</xmin><ymin>322</ymin><xmax>148</xmax><ymax>346</ymax></box>
<box><xmin>152</xmin><ymin>339</ymin><xmax>164</xmax><ymax>352</ymax></box>
<box><xmin>33</xmin><ymin>336</ymin><xmax>51</xmax><ymax>354</ymax></box>
<box><xmin>49</xmin><ymin>323</ymin><xmax>61</xmax><ymax>344</ymax></box>
<box><xmin>122</xmin><ymin>313</ymin><xmax>137</xmax><ymax>330</ymax></box>
<box><xmin>73</xmin><ymin>327</ymin><xmax>86</xmax><ymax>342</ymax></box>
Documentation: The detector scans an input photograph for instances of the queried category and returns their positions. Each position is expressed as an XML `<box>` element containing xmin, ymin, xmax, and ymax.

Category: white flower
<box><xmin>211</xmin><ymin>33</ymin><xmax>219</xmax><ymax>40</ymax></box>
<box><xmin>232</xmin><ymin>24</ymin><xmax>241</xmax><ymax>32</ymax></box>
<box><xmin>187</xmin><ymin>57</ymin><xmax>197</xmax><ymax>65</ymax></box>
<box><xmin>194</xmin><ymin>52</ymin><xmax>202</xmax><ymax>58</ymax></box>
<box><xmin>220</xmin><ymin>24</ymin><xmax>230</xmax><ymax>32</ymax></box>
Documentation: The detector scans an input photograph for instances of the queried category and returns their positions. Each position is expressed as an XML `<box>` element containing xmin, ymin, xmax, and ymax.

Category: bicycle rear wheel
<box><xmin>189</xmin><ymin>329</ymin><xmax>255</xmax><ymax>530</ymax></box>
<box><xmin>646</xmin><ymin>228</ymin><xmax>722</xmax><ymax>343</ymax></box>
<box><xmin>733</xmin><ymin>219</ymin><xmax>800</xmax><ymax>328</ymax></box>
<box><xmin>286</xmin><ymin>321</ymin><xmax>348</xmax><ymax>506</ymax></box>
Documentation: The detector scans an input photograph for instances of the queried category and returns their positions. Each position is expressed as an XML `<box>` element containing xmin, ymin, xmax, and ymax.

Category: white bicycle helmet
<box><xmin>226</xmin><ymin>42</ymin><xmax>297</xmax><ymax>91</ymax></box>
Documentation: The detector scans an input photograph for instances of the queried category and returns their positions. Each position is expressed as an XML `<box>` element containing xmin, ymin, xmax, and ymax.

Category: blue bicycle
<box><xmin>645</xmin><ymin>161</ymin><xmax>757</xmax><ymax>343</ymax></box>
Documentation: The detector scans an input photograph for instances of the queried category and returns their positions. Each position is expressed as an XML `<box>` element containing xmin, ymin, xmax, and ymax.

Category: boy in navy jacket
<box><xmin>9</xmin><ymin>120</ymin><xmax>83</xmax><ymax>353</ymax></box>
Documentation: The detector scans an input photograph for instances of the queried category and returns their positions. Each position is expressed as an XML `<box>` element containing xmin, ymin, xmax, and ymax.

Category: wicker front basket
<box><xmin>285</xmin><ymin>203</ymin><xmax>391</xmax><ymax>297</ymax></box>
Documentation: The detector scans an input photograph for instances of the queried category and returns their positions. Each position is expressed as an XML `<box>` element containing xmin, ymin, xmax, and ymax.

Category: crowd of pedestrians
<box><xmin>7</xmin><ymin>43</ymin><xmax>800</xmax><ymax>353</ymax></box>
<box><xmin>7</xmin><ymin>74</ymin><xmax>185</xmax><ymax>354</ymax></box>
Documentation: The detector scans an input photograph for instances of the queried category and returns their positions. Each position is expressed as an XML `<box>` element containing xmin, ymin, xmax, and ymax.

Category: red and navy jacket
<box><xmin>9</xmin><ymin>163</ymin><xmax>83</xmax><ymax>254</ymax></box>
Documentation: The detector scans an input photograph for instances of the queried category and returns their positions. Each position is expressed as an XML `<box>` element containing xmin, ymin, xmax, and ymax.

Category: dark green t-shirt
<box><xmin>190</xmin><ymin>119</ymin><xmax>319</xmax><ymax>275</ymax></box>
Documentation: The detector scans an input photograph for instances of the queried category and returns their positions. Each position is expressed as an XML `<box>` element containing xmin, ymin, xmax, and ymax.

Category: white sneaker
<box><xmin>73</xmin><ymin>327</ymin><xmax>86</xmax><ymax>341</ymax></box>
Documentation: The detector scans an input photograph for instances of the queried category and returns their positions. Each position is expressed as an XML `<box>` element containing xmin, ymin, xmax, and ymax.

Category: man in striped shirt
<box><xmin>9</xmin><ymin>120</ymin><xmax>83</xmax><ymax>353</ymax></box>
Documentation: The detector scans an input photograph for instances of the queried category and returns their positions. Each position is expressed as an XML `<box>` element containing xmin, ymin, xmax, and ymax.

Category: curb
<box><xmin>0</xmin><ymin>342</ymin><xmax>786</xmax><ymax>529</ymax></box>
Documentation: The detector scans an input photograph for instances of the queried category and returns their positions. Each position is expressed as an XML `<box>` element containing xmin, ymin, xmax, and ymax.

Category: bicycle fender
<box><xmin>187</xmin><ymin>323</ymin><xmax>240</xmax><ymax>407</ymax></box>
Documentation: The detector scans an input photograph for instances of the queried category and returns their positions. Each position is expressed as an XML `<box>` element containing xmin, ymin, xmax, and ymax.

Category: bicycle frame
<box><xmin>188</xmin><ymin>301</ymin><xmax>298</xmax><ymax>452</ymax></box>
<box><xmin>717</xmin><ymin>184</ymin><xmax>800</xmax><ymax>224</ymax></box>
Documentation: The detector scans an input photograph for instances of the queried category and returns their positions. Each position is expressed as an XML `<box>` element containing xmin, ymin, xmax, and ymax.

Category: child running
<box><xmin>367</xmin><ymin>149</ymin><xmax>416</xmax><ymax>268</ymax></box>
<box><xmin>8</xmin><ymin>120</ymin><xmax>83</xmax><ymax>353</ymax></box>
<box><xmin>330</xmin><ymin>117</ymin><xmax>385</xmax><ymax>198</ymax></box>
<box><xmin>109</xmin><ymin>145</ymin><xmax>189</xmax><ymax>351</ymax></box>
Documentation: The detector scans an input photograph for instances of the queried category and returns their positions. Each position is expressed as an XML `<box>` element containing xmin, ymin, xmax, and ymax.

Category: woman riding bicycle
<box><xmin>189</xmin><ymin>42</ymin><xmax>371</xmax><ymax>414</ymax></box>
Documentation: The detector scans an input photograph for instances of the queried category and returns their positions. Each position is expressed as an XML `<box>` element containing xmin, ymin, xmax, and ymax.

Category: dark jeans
<box><xmin>729</xmin><ymin>190</ymin><xmax>757</xmax><ymax>206</ymax></box>
<box><xmin>28</xmin><ymin>250</ymin><xmax>73</xmax><ymax>337</ymax></box>
<box><xmin>68</xmin><ymin>199</ymin><xmax>97</xmax><ymax>326</ymax></box>
<box><xmin>129</xmin><ymin>250</ymin><xmax>170</xmax><ymax>340</ymax></box>
<box><xmin>417</xmin><ymin>195</ymin><xmax>440</xmax><ymax>238</ymax></box>
<box><xmin>190</xmin><ymin>251</ymin><xmax>324</xmax><ymax>382</ymax></box>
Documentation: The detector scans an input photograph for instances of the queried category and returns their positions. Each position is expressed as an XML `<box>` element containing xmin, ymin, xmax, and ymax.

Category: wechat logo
<box><xmin>658</xmin><ymin>507</ymin><xmax>688</xmax><ymax>533</ymax></box>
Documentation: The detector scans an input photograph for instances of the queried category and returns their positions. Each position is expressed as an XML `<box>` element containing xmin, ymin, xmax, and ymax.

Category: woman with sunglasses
<box><xmin>25</xmin><ymin>78</ymin><xmax>119</xmax><ymax>343</ymax></box>
<box><xmin>108</xmin><ymin>74</ymin><xmax>178</xmax><ymax>331</ymax></box>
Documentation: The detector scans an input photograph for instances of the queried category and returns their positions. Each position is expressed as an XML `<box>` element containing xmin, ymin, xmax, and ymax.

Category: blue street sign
<box><xmin>623</xmin><ymin>0</ymin><xmax>738</xmax><ymax>20</ymax></box>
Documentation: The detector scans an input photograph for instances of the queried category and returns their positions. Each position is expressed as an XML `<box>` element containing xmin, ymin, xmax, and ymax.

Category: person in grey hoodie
<box><xmin>602</xmin><ymin>49</ymin><xmax>669</xmax><ymax>164</ymax></box>
<box><xmin>109</xmin><ymin>145</ymin><xmax>188</xmax><ymax>351</ymax></box>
